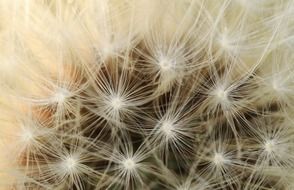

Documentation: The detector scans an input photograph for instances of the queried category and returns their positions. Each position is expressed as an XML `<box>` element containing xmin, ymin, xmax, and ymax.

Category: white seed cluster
<box><xmin>0</xmin><ymin>0</ymin><xmax>294</xmax><ymax>189</ymax></box>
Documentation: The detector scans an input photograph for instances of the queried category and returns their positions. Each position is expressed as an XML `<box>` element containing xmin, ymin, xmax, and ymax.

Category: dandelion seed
<box><xmin>271</xmin><ymin>81</ymin><xmax>282</xmax><ymax>91</ymax></box>
<box><xmin>64</xmin><ymin>156</ymin><xmax>78</xmax><ymax>173</ymax></box>
<box><xmin>264</xmin><ymin>139</ymin><xmax>276</xmax><ymax>153</ymax></box>
<box><xmin>122</xmin><ymin>158</ymin><xmax>137</xmax><ymax>171</ymax></box>
<box><xmin>213</xmin><ymin>87</ymin><xmax>229</xmax><ymax>103</ymax></box>
<box><xmin>158</xmin><ymin>56</ymin><xmax>175</xmax><ymax>71</ymax></box>
<box><xmin>20</xmin><ymin>127</ymin><xmax>34</xmax><ymax>144</ymax></box>
<box><xmin>213</xmin><ymin>152</ymin><xmax>227</xmax><ymax>166</ymax></box>
<box><xmin>219</xmin><ymin>33</ymin><xmax>232</xmax><ymax>51</ymax></box>
<box><xmin>161</xmin><ymin>120</ymin><xmax>175</xmax><ymax>138</ymax></box>
<box><xmin>110</xmin><ymin>95</ymin><xmax>124</xmax><ymax>110</ymax></box>
<box><xmin>51</xmin><ymin>88</ymin><xmax>70</xmax><ymax>104</ymax></box>
<box><xmin>268</xmin><ymin>73</ymin><xmax>285</xmax><ymax>91</ymax></box>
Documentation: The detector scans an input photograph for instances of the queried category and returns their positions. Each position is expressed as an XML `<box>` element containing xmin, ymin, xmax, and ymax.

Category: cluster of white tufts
<box><xmin>0</xmin><ymin>0</ymin><xmax>294</xmax><ymax>189</ymax></box>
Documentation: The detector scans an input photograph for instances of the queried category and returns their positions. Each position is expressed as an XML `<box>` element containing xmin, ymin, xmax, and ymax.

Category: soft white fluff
<box><xmin>0</xmin><ymin>0</ymin><xmax>293</xmax><ymax>189</ymax></box>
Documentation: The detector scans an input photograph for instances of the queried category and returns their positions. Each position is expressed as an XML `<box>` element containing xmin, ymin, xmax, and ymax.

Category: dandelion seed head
<box><xmin>2</xmin><ymin>0</ymin><xmax>294</xmax><ymax>189</ymax></box>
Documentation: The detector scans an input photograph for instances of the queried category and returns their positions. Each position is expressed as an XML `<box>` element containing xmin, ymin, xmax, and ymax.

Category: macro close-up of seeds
<box><xmin>0</xmin><ymin>0</ymin><xmax>293</xmax><ymax>189</ymax></box>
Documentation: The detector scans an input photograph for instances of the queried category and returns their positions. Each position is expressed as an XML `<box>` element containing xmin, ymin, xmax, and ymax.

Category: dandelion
<box><xmin>0</xmin><ymin>0</ymin><xmax>293</xmax><ymax>189</ymax></box>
